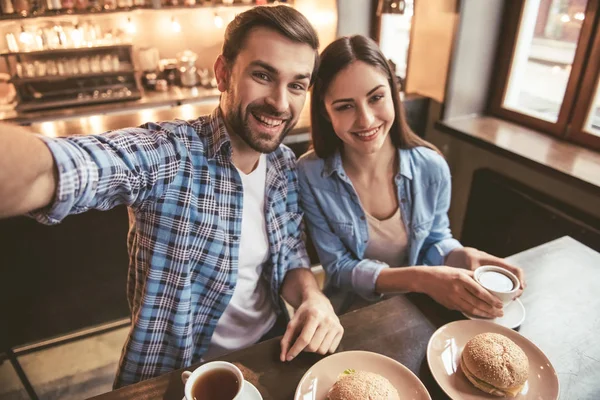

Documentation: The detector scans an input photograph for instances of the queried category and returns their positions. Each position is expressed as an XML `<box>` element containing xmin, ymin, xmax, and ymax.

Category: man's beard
<box><xmin>224</xmin><ymin>98</ymin><xmax>295</xmax><ymax>154</ymax></box>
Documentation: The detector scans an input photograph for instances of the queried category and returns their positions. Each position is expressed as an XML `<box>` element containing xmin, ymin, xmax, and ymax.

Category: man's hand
<box><xmin>420</xmin><ymin>267</ymin><xmax>504</xmax><ymax>318</ymax></box>
<box><xmin>280</xmin><ymin>292</ymin><xmax>343</xmax><ymax>362</ymax></box>
<box><xmin>445</xmin><ymin>247</ymin><xmax>527</xmax><ymax>296</ymax></box>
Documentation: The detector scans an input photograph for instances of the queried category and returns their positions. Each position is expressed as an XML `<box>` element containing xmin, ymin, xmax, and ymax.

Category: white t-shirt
<box><xmin>203</xmin><ymin>154</ymin><xmax>276</xmax><ymax>360</ymax></box>
<box><xmin>363</xmin><ymin>207</ymin><xmax>408</xmax><ymax>267</ymax></box>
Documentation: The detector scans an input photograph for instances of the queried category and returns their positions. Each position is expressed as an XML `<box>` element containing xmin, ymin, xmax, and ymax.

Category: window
<box><xmin>490</xmin><ymin>0</ymin><xmax>600</xmax><ymax>150</ymax></box>
<box><xmin>372</xmin><ymin>0</ymin><xmax>415</xmax><ymax>85</ymax></box>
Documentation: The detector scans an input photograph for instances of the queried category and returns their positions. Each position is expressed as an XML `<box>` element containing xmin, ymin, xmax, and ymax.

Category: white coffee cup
<box><xmin>474</xmin><ymin>265</ymin><xmax>520</xmax><ymax>306</ymax></box>
<box><xmin>181</xmin><ymin>361</ymin><xmax>244</xmax><ymax>400</ymax></box>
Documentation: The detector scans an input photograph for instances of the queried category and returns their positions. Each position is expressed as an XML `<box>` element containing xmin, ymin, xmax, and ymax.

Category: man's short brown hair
<box><xmin>222</xmin><ymin>5</ymin><xmax>320</xmax><ymax>85</ymax></box>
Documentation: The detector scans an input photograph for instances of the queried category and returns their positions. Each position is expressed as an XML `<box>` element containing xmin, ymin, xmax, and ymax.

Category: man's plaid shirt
<box><xmin>32</xmin><ymin>107</ymin><xmax>310</xmax><ymax>387</ymax></box>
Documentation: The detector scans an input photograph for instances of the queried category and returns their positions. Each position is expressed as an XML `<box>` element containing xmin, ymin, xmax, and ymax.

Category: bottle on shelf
<box><xmin>46</xmin><ymin>0</ymin><xmax>62</xmax><ymax>11</ymax></box>
<box><xmin>1</xmin><ymin>0</ymin><xmax>15</xmax><ymax>14</ymax></box>
<box><xmin>61</xmin><ymin>0</ymin><xmax>74</xmax><ymax>11</ymax></box>
<box><xmin>74</xmin><ymin>0</ymin><xmax>88</xmax><ymax>10</ymax></box>
<box><xmin>13</xmin><ymin>0</ymin><xmax>30</xmax><ymax>15</ymax></box>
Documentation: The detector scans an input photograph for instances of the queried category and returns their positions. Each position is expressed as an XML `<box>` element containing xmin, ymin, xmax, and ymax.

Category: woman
<box><xmin>298</xmin><ymin>35</ymin><xmax>525</xmax><ymax>317</ymax></box>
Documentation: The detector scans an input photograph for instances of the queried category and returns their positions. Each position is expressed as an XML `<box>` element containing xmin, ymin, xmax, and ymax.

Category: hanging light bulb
<box><xmin>171</xmin><ymin>17</ymin><xmax>181</xmax><ymax>33</ymax></box>
<box><xmin>574</xmin><ymin>12</ymin><xmax>585</xmax><ymax>21</ymax></box>
<box><xmin>126</xmin><ymin>17</ymin><xmax>136</xmax><ymax>34</ymax></box>
<box><xmin>214</xmin><ymin>13</ymin><xmax>223</xmax><ymax>28</ymax></box>
<box><xmin>560</xmin><ymin>14</ymin><xmax>571</xmax><ymax>23</ymax></box>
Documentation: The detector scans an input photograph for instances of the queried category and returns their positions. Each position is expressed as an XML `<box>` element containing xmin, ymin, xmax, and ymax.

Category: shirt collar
<box><xmin>322</xmin><ymin>148</ymin><xmax>344</xmax><ymax>178</ymax></box>
<box><xmin>398</xmin><ymin>148</ymin><xmax>413</xmax><ymax>180</ymax></box>
<box><xmin>323</xmin><ymin>147</ymin><xmax>414</xmax><ymax>180</ymax></box>
<box><xmin>204</xmin><ymin>107</ymin><xmax>232</xmax><ymax>160</ymax></box>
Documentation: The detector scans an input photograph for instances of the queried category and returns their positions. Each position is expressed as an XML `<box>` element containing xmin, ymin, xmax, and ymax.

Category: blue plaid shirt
<box><xmin>32</xmin><ymin>108</ymin><xmax>309</xmax><ymax>387</ymax></box>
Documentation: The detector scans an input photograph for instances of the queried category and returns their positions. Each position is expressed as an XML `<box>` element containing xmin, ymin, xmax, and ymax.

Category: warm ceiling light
<box><xmin>171</xmin><ymin>17</ymin><xmax>181</xmax><ymax>33</ymax></box>
<box><xmin>214</xmin><ymin>13</ymin><xmax>223</xmax><ymax>28</ymax></box>
<box><xmin>126</xmin><ymin>17</ymin><xmax>136</xmax><ymax>34</ymax></box>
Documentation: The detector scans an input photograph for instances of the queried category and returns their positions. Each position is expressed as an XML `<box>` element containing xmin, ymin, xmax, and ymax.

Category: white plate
<box><xmin>294</xmin><ymin>350</ymin><xmax>431</xmax><ymax>400</ymax></box>
<box><xmin>426</xmin><ymin>320</ymin><xmax>559</xmax><ymax>399</ymax></box>
<box><xmin>462</xmin><ymin>298</ymin><xmax>526</xmax><ymax>329</ymax></box>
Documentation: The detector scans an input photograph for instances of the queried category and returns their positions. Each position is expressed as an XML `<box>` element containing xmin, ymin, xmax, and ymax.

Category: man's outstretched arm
<box><xmin>0</xmin><ymin>125</ymin><xmax>57</xmax><ymax>218</ymax></box>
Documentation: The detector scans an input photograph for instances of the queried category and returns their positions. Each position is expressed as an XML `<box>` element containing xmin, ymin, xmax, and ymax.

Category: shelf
<box><xmin>16</xmin><ymin>88</ymin><xmax>142</xmax><ymax>112</ymax></box>
<box><xmin>11</xmin><ymin>68</ymin><xmax>136</xmax><ymax>84</ymax></box>
<box><xmin>0</xmin><ymin>44</ymin><xmax>132</xmax><ymax>57</ymax></box>
<box><xmin>0</xmin><ymin>2</ymin><xmax>258</xmax><ymax>21</ymax></box>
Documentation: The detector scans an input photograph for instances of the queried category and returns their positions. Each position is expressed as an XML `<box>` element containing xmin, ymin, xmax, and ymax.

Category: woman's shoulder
<box><xmin>404</xmin><ymin>146</ymin><xmax>450</xmax><ymax>180</ymax></box>
<box><xmin>297</xmin><ymin>149</ymin><xmax>326</xmax><ymax>178</ymax></box>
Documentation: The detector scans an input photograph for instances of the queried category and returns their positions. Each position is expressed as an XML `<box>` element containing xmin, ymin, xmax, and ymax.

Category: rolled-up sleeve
<box><xmin>29</xmin><ymin>124</ymin><xmax>183</xmax><ymax>225</ymax></box>
<box><xmin>350</xmin><ymin>259</ymin><xmax>388</xmax><ymax>300</ymax></box>
<box><xmin>423</xmin><ymin>237</ymin><xmax>463</xmax><ymax>266</ymax></box>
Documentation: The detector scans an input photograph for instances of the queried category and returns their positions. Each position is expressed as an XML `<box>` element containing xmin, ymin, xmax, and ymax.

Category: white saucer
<box><xmin>182</xmin><ymin>380</ymin><xmax>262</xmax><ymax>400</ymax></box>
<box><xmin>461</xmin><ymin>298</ymin><xmax>526</xmax><ymax>329</ymax></box>
<box><xmin>243</xmin><ymin>380</ymin><xmax>262</xmax><ymax>399</ymax></box>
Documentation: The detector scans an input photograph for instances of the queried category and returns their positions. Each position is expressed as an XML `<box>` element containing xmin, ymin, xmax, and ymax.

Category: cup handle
<box><xmin>181</xmin><ymin>371</ymin><xmax>192</xmax><ymax>385</ymax></box>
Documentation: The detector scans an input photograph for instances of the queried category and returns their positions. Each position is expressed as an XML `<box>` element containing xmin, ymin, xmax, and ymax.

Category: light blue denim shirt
<box><xmin>298</xmin><ymin>146</ymin><xmax>462</xmax><ymax>302</ymax></box>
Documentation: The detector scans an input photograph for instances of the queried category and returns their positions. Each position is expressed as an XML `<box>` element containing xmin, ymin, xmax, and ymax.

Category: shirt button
<box><xmin>236</xmin><ymin>185</ymin><xmax>243</xmax><ymax>191</ymax></box>
<box><xmin>360</xmin><ymin>215</ymin><xmax>365</xmax><ymax>221</ymax></box>
<box><xmin>364</xmin><ymin>240</ymin><xmax>368</xmax><ymax>243</ymax></box>
<box><xmin>232</xmin><ymin>235</ymin><xmax>239</xmax><ymax>242</ymax></box>
<box><xmin>401</xmin><ymin>198</ymin><xmax>407</xmax><ymax>203</ymax></box>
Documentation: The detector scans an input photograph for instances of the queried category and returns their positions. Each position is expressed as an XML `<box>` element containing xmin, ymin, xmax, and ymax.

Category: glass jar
<box><xmin>61</xmin><ymin>0</ymin><xmax>74</xmax><ymax>10</ymax></box>
<box><xmin>74</xmin><ymin>0</ymin><xmax>87</xmax><ymax>9</ymax></box>
<box><xmin>13</xmin><ymin>0</ymin><xmax>31</xmax><ymax>16</ymax></box>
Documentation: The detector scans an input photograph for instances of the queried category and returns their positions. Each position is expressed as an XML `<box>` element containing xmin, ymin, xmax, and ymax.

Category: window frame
<box><xmin>488</xmin><ymin>0</ymin><xmax>600</xmax><ymax>150</ymax></box>
<box><xmin>568</xmin><ymin>18</ymin><xmax>600</xmax><ymax>149</ymax></box>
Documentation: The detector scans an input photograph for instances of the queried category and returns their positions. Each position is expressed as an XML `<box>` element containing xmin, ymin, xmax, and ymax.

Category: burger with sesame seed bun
<box><xmin>327</xmin><ymin>369</ymin><xmax>400</xmax><ymax>400</ymax></box>
<box><xmin>460</xmin><ymin>333</ymin><xmax>529</xmax><ymax>397</ymax></box>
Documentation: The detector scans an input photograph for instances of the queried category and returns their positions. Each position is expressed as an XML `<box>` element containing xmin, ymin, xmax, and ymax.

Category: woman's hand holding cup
<box><xmin>419</xmin><ymin>267</ymin><xmax>504</xmax><ymax>319</ymax></box>
<box><xmin>445</xmin><ymin>247</ymin><xmax>527</xmax><ymax>298</ymax></box>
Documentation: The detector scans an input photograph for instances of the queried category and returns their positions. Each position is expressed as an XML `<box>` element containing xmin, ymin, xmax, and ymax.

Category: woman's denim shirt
<box><xmin>298</xmin><ymin>146</ymin><xmax>462</xmax><ymax>300</ymax></box>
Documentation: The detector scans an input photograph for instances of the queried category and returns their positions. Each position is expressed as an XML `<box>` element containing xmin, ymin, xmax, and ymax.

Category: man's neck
<box><xmin>229</xmin><ymin>133</ymin><xmax>262</xmax><ymax>174</ymax></box>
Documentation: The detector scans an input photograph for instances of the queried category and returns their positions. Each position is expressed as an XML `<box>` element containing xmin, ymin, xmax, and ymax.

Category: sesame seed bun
<box><xmin>327</xmin><ymin>370</ymin><xmax>400</xmax><ymax>400</ymax></box>
<box><xmin>460</xmin><ymin>333</ymin><xmax>529</xmax><ymax>397</ymax></box>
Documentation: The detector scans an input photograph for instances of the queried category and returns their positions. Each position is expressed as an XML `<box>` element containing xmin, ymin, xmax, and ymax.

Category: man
<box><xmin>0</xmin><ymin>6</ymin><xmax>343</xmax><ymax>387</ymax></box>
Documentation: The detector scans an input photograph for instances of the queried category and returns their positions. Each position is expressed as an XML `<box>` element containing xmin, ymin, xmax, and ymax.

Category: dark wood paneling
<box><xmin>461</xmin><ymin>168</ymin><xmax>600</xmax><ymax>257</ymax></box>
<box><xmin>0</xmin><ymin>208</ymin><xmax>130</xmax><ymax>350</ymax></box>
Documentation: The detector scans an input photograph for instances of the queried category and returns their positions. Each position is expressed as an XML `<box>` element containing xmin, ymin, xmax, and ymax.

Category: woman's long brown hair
<box><xmin>310</xmin><ymin>35</ymin><xmax>439</xmax><ymax>158</ymax></box>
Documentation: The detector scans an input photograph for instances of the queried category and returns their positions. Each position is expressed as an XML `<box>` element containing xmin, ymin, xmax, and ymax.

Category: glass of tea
<box><xmin>182</xmin><ymin>361</ymin><xmax>244</xmax><ymax>400</ymax></box>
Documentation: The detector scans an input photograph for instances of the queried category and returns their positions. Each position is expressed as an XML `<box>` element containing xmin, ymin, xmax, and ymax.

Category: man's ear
<box><xmin>214</xmin><ymin>55</ymin><xmax>230</xmax><ymax>93</ymax></box>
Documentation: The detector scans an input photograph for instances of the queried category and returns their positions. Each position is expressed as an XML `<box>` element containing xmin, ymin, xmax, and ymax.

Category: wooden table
<box><xmin>90</xmin><ymin>236</ymin><xmax>600</xmax><ymax>400</ymax></box>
